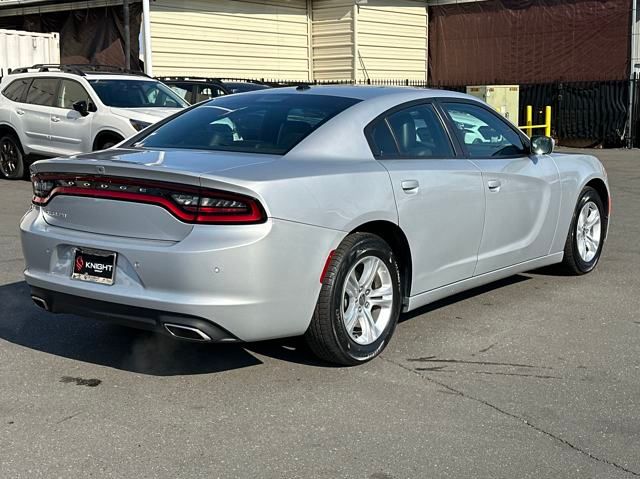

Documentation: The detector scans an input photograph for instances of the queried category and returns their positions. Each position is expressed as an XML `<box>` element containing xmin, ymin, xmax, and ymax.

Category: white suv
<box><xmin>0</xmin><ymin>65</ymin><xmax>188</xmax><ymax>179</ymax></box>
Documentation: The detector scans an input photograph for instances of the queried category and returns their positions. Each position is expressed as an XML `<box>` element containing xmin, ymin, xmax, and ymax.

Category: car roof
<box><xmin>4</xmin><ymin>71</ymin><xmax>156</xmax><ymax>82</ymax></box>
<box><xmin>241</xmin><ymin>85</ymin><xmax>474</xmax><ymax>102</ymax></box>
<box><xmin>159</xmin><ymin>77</ymin><xmax>224</xmax><ymax>83</ymax></box>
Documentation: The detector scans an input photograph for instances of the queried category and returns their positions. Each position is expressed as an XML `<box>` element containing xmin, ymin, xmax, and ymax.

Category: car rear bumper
<box><xmin>29</xmin><ymin>286</ymin><xmax>238</xmax><ymax>342</ymax></box>
<box><xmin>21</xmin><ymin>207</ymin><xmax>343</xmax><ymax>341</ymax></box>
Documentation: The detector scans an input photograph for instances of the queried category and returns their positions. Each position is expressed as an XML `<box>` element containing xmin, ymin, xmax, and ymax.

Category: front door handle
<box><xmin>401</xmin><ymin>180</ymin><xmax>420</xmax><ymax>193</ymax></box>
<box><xmin>51</xmin><ymin>116</ymin><xmax>61</xmax><ymax>123</ymax></box>
<box><xmin>487</xmin><ymin>179</ymin><xmax>502</xmax><ymax>192</ymax></box>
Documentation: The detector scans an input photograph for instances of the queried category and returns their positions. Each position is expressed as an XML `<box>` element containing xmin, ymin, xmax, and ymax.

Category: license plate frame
<box><xmin>71</xmin><ymin>248</ymin><xmax>117</xmax><ymax>285</ymax></box>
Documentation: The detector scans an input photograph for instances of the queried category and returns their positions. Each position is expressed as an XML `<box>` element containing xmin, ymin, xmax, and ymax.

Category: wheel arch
<box><xmin>0</xmin><ymin>123</ymin><xmax>22</xmax><ymax>146</ymax></box>
<box><xmin>93</xmin><ymin>130</ymin><xmax>125</xmax><ymax>151</ymax></box>
<box><xmin>584</xmin><ymin>177</ymin><xmax>610</xmax><ymax>219</ymax></box>
<box><xmin>350</xmin><ymin>220</ymin><xmax>413</xmax><ymax>300</ymax></box>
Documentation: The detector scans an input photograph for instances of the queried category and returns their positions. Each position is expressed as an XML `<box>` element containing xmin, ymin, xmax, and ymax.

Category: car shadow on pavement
<box><xmin>399</xmin><ymin>274</ymin><xmax>531</xmax><ymax>322</ymax></box>
<box><xmin>0</xmin><ymin>281</ymin><xmax>326</xmax><ymax>376</ymax></box>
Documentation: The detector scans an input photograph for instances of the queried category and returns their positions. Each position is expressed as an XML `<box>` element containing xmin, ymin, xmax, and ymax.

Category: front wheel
<box><xmin>0</xmin><ymin>134</ymin><xmax>25</xmax><ymax>179</ymax></box>
<box><xmin>304</xmin><ymin>233</ymin><xmax>402</xmax><ymax>365</ymax></box>
<box><xmin>559</xmin><ymin>186</ymin><xmax>606</xmax><ymax>275</ymax></box>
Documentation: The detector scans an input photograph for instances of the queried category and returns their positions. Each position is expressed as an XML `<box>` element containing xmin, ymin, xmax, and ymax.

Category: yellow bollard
<box><xmin>545</xmin><ymin>106</ymin><xmax>552</xmax><ymax>137</ymax></box>
<box><xmin>526</xmin><ymin>105</ymin><xmax>533</xmax><ymax>138</ymax></box>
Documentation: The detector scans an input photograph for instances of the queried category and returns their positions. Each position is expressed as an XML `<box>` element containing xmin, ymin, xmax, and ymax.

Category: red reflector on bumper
<box><xmin>320</xmin><ymin>250</ymin><xmax>335</xmax><ymax>283</ymax></box>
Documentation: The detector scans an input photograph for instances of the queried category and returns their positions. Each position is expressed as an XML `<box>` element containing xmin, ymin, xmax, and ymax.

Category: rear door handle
<box><xmin>15</xmin><ymin>109</ymin><xmax>24</xmax><ymax>115</ymax></box>
<box><xmin>51</xmin><ymin>116</ymin><xmax>61</xmax><ymax>123</ymax></box>
<box><xmin>401</xmin><ymin>180</ymin><xmax>420</xmax><ymax>193</ymax></box>
<box><xmin>487</xmin><ymin>179</ymin><xmax>502</xmax><ymax>192</ymax></box>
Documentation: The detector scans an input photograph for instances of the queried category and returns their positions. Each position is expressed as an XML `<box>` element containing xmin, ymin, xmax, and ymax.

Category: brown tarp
<box><xmin>428</xmin><ymin>0</ymin><xmax>631</xmax><ymax>85</ymax></box>
<box><xmin>0</xmin><ymin>4</ymin><xmax>142</xmax><ymax>69</ymax></box>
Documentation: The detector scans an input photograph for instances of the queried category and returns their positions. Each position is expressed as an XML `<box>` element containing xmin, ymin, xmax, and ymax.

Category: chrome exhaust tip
<box><xmin>31</xmin><ymin>295</ymin><xmax>49</xmax><ymax>311</ymax></box>
<box><xmin>164</xmin><ymin>323</ymin><xmax>212</xmax><ymax>342</ymax></box>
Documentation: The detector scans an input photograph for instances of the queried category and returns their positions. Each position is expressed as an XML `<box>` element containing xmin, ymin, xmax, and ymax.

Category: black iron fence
<box><xmin>253</xmin><ymin>77</ymin><xmax>637</xmax><ymax>148</ymax></box>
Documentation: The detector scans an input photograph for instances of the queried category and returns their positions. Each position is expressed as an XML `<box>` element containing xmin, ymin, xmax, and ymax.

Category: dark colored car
<box><xmin>156</xmin><ymin>77</ymin><xmax>230</xmax><ymax>104</ymax></box>
<box><xmin>222</xmin><ymin>81</ymin><xmax>271</xmax><ymax>94</ymax></box>
<box><xmin>157</xmin><ymin>77</ymin><xmax>271</xmax><ymax>104</ymax></box>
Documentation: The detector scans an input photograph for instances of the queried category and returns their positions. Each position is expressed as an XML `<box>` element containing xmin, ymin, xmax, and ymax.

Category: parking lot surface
<box><xmin>0</xmin><ymin>149</ymin><xmax>638</xmax><ymax>478</ymax></box>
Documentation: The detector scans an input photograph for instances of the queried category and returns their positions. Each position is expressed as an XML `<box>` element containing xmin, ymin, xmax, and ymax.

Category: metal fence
<box><xmin>253</xmin><ymin>78</ymin><xmax>636</xmax><ymax>147</ymax></box>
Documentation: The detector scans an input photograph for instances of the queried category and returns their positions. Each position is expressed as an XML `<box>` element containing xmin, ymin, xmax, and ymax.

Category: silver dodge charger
<box><xmin>20</xmin><ymin>86</ymin><xmax>610</xmax><ymax>365</ymax></box>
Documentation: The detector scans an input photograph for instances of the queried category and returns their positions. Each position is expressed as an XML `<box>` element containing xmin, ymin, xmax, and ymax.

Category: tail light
<box><xmin>31</xmin><ymin>174</ymin><xmax>266</xmax><ymax>224</ymax></box>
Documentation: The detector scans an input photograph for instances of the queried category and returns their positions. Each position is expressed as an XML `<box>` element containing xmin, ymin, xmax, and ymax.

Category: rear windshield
<box><xmin>131</xmin><ymin>93</ymin><xmax>361</xmax><ymax>155</ymax></box>
<box><xmin>89</xmin><ymin>79</ymin><xmax>188</xmax><ymax>108</ymax></box>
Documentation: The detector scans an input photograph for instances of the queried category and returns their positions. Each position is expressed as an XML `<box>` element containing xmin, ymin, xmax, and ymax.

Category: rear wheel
<box><xmin>0</xmin><ymin>134</ymin><xmax>25</xmax><ymax>179</ymax></box>
<box><xmin>304</xmin><ymin>233</ymin><xmax>402</xmax><ymax>365</ymax></box>
<box><xmin>559</xmin><ymin>186</ymin><xmax>606</xmax><ymax>275</ymax></box>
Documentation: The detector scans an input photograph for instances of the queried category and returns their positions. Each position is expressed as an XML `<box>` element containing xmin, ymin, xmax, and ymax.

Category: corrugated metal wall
<box><xmin>0</xmin><ymin>29</ymin><xmax>60</xmax><ymax>77</ymax></box>
<box><xmin>150</xmin><ymin>0</ymin><xmax>311</xmax><ymax>79</ymax></box>
<box><xmin>311</xmin><ymin>0</ymin><xmax>354</xmax><ymax>81</ymax></box>
<box><xmin>149</xmin><ymin>0</ymin><xmax>429</xmax><ymax>81</ymax></box>
<box><xmin>310</xmin><ymin>0</ymin><xmax>428</xmax><ymax>81</ymax></box>
<box><xmin>356</xmin><ymin>0</ymin><xmax>427</xmax><ymax>80</ymax></box>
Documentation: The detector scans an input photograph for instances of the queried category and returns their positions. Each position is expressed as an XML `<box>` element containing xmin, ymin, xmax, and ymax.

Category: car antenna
<box><xmin>296</xmin><ymin>83</ymin><xmax>311</xmax><ymax>91</ymax></box>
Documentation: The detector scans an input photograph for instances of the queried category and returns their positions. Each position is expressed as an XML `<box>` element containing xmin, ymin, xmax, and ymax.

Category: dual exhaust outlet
<box><xmin>31</xmin><ymin>295</ymin><xmax>212</xmax><ymax>342</ymax></box>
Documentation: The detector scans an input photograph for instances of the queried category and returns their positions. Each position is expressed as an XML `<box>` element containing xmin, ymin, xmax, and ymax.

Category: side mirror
<box><xmin>72</xmin><ymin>100</ymin><xmax>89</xmax><ymax>117</ymax></box>
<box><xmin>531</xmin><ymin>135</ymin><xmax>554</xmax><ymax>155</ymax></box>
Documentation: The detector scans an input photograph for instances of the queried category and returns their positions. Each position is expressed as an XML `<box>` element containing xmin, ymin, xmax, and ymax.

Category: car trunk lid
<box><xmin>30</xmin><ymin>148</ymin><xmax>276</xmax><ymax>241</ymax></box>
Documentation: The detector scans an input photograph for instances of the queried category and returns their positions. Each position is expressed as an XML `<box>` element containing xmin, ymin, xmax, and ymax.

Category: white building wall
<box><xmin>150</xmin><ymin>0</ymin><xmax>311</xmax><ymax>80</ymax></box>
<box><xmin>356</xmin><ymin>0</ymin><xmax>428</xmax><ymax>81</ymax></box>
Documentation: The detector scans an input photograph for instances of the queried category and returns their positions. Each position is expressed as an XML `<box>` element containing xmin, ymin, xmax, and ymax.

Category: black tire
<box><xmin>94</xmin><ymin>133</ymin><xmax>123</xmax><ymax>151</ymax></box>
<box><xmin>97</xmin><ymin>141</ymin><xmax>117</xmax><ymax>150</ymax></box>
<box><xmin>0</xmin><ymin>133</ymin><xmax>25</xmax><ymax>179</ymax></box>
<box><xmin>559</xmin><ymin>186</ymin><xmax>606</xmax><ymax>275</ymax></box>
<box><xmin>304</xmin><ymin>232</ymin><xmax>402</xmax><ymax>366</ymax></box>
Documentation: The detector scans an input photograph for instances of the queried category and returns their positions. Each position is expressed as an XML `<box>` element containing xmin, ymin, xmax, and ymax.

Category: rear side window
<box><xmin>133</xmin><ymin>93</ymin><xmax>361</xmax><ymax>155</ymax></box>
<box><xmin>194</xmin><ymin>85</ymin><xmax>226</xmax><ymax>103</ymax></box>
<box><xmin>26</xmin><ymin>78</ymin><xmax>59</xmax><ymax>106</ymax></box>
<box><xmin>367</xmin><ymin>103</ymin><xmax>454</xmax><ymax>158</ymax></box>
<box><xmin>2</xmin><ymin>78</ymin><xmax>31</xmax><ymax>102</ymax></box>
<box><xmin>386</xmin><ymin>104</ymin><xmax>454</xmax><ymax>158</ymax></box>
<box><xmin>369</xmin><ymin>122</ymin><xmax>398</xmax><ymax>157</ymax></box>
<box><xmin>168</xmin><ymin>83</ymin><xmax>194</xmax><ymax>103</ymax></box>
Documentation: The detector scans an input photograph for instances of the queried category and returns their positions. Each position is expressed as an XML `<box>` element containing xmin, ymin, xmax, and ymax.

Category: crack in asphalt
<box><xmin>406</xmin><ymin>357</ymin><xmax>552</xmax><ymax>369</ymax></box>
<box><xmin>478</xmin><ymin>343</ymin><xmax>496</xmax><ymax>353</ymax></box>
<box><xmin>471</xmin><ymin>370</ymin><xmax>562</xmax><ymax>380</ymax></box>
<box><xmin>383</xmin><ymin>357</ymin><xmax>640</xmax><ymax>478</ymax></box>
<box><xmin>412</xmin><ymin>367</ymin><xmax>562</xmax><ymax>380</ymax></box>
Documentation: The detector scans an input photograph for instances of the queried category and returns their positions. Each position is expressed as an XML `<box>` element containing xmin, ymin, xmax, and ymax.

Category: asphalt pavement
<box><xmin>0</xmin><ymin>148</ymin><xmax>638</xmax><ymax>478</ymax></box>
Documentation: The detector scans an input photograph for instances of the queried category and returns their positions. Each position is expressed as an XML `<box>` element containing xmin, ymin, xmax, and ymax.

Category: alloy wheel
<box><xmin>0</xmin><ymin>138</ymin><xmax>19</xmax><ymax>177</ymax></box>
<box><xmin>576</xmin><ymin>200</ymin><xmax>601</xmax><ymax>263</ymax></box>
<box><xmin>341</xmin><ymin>255</ymin><xmax>394</xmax><ymax>345</ymax></box>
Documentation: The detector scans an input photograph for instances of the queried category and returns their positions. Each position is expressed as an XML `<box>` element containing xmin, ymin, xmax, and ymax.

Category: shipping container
<box><xmin>0</xmin><ymin>29</ymin><xmax>60</xmax><ymax>80</ymax></box>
